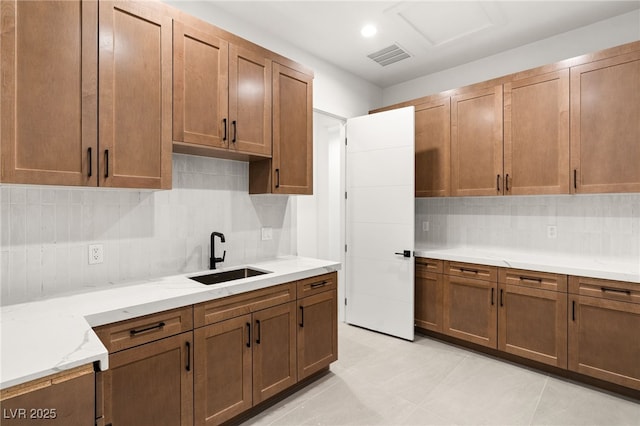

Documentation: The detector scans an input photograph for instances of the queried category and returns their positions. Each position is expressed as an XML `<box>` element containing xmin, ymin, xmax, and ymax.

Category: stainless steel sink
<box><xmin>188</xmin><ymin>268</ymin><xmax>269</xmax><ymax>285</ymax></box>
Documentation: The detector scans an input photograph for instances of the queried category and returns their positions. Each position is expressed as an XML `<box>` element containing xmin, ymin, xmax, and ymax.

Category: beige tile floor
<box><xmin>245</xmin><ymin>323</ymin><xmax>640</xmax><ymax>425</ymax></box>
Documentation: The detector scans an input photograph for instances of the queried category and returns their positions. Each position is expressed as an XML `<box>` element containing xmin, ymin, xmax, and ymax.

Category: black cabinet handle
<box><xmin>572</xmin><ymin>300</ymin><xmax>576</xmax><ymax>321</ymax></box>
<box><xmin>255</xmin><ymin>319</ymin><xmax>261</xmax><ymax>344</ymax></box>
<box><xmin>496</xmin><ymin>174</ymin><xmax>501</xmax><ymax>191</ymax></box>
<box><xmin>299</xmin><ymin>306</ymin><xmax>304</xmax><ymax>328</ymax></box>
<box><xmin>87</xmin><ymin>147</ymin><xmax>92</xmax><ymax>177</ymax></box>
<box><xmin>232</xmin><ymin>120</ymin><xmax>237</xmax><ymax>143</ymax></box>
<box><xmin>246</xmin><ymin>322</ymin><xmax>251</xmax><ymax>348</ymax></box>
<box><xmin>185</xmin><ymin>341</ymin><xmax>191</xmax><ymax>372</ymax></box>
<box><xmin>223</xmin><ymin>118</ymin><xmax>227</xmax><ymax>141</ymax></box>
<box><xmin>104</xmin><ymin>149</ymin><xmax>109</xmax><ymax>178</ymax></box>
<box><xmin>275</xmin><ymin>169</ymin><xmax>280</xmax><ymax>188</ymax></box>
<box><xmin>460</xmin><ymin>268</ymin><xmax>478</xmax><ymax>274</ymax></box>
<box><xmin>505</xmin><ymin>174</ymin><xmax>510</xmax><ymax>192</ymax></box>
<box><xmin>601</xmin><ymin>287</ymin><xmax>631</xmax><ymax>295</ymax></box>
<box><xmin>491</xmin><ymin>288</ymin><xmax>494</xmax><ymax>306</ymax></box>
<box><xmin>500</xmin><ymin>289</ymin><xmax>504</xmax><ymax>307</ymax></box>
<box><xmin>574</xmin><ymin>169</ymin><xmax>577</xmax><ymax>190</ymax></box>
<box><xmin>519</xmin><ymin>276</ymin><xmax>542</xmax><ymax>283</ymax></box>
<box><xmin>130</xmin><ymin>321</ymin><xmax>165</xmax><ymax>336</ymax></box>
<box><xmin>310</xmin><ymin>281</ymin><xmax>328</xmax><ymax>289</ymax></box>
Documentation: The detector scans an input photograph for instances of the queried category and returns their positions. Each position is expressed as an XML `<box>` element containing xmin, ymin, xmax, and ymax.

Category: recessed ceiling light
<box><xmin>361</xmin><ymin>24</ymin><xmax>377</xmax><ymax>38</ymax></box>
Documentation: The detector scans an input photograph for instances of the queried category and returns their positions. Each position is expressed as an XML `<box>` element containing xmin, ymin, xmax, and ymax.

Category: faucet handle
<box><xmin>221</xmin><ymin>250</ymin><xmax>226</xmax><ymax>262</ymax></box>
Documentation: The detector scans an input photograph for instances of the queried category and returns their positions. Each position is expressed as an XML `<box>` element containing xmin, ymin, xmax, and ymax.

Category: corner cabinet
<box><xmin>570</xmin><ymin>50</ymin><xmax>640</xmax><ymax>194</ymax></box>
<box><xmin>0</xmin><ymin>0</ymin><xmax>97</xmax><ymax>186</ymax></box>
<box><xmin>250</xmin><ymin>63</ymin><xmax>313</xmax><ymax>195</ymax></box>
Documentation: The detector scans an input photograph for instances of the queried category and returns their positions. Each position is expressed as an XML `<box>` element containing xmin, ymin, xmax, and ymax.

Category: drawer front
<box><xmin>194</xmin><ymin>282</ymin><xmax>296</xmax><ymax>328</ymax></box>
<box><xmin>499</xmin><ymin>268</ymin><xmax>567</xmax><ymax>292</ymax></box>
<box><xmin>415</xmin><ymin>257</ymin><xmax>444</xmax><ymax>274</ymax></box>
<box><xmin>569</xmin><ymin>276</ymin><xmax>640</xmax><ymax>304</ymax></box>
<box><xmin>297</xmin><ymin>272</ymin><xmax>337</xmax><ymax>299</ymax></box>
<box><xmin>445</xmin><ymin>261</ymin><xmax>498</xmax><ymax>282</ymax></box>
<box><xmin>94</xmin><ymin>306</ymin><xmax>193</xmax><ymax>353</ymax></box>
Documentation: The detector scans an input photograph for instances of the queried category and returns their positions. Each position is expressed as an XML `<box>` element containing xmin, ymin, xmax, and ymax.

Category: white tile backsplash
<box><xmin>0</xmin><ymin>154</ymin><xmax>295</xmax><ymax>305</ymax></box>
<box><xmin>416</xmin><ymin>194</ymin><xmax>640</xmax><ymax>264</ymax></box>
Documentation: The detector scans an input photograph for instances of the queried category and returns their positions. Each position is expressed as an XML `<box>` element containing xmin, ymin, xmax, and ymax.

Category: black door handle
<box><xmin>394</xmin><ymin>250</ymin><xmax>411</xmax><ymax>258</ymax></box>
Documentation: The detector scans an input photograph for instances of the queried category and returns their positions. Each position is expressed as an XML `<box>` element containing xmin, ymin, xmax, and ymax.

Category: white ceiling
<box><xmin>209</xmin><ymin>1</ymin><xmax>640</xmax><ymax>88</ymax></box>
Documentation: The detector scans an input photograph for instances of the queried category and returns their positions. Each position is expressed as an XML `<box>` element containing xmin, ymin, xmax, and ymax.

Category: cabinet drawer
<box><xmin>499</xmin><ymin>268</ymin><xmax>567</xmax><ymax>292</ymax></box>
<box><xmin>569</xmin><ymin>276</ymin><xmax>640</xmax><ymax>304</ymax></box>
<box><xmin>415</xmin><ymin>257</ymin><xmax>443</xmax><ymax>274</ymax></box>
<box><xmin>194</xmin><ymin>282</ymin><xmax>296</xmax><ymax>328</ymax></box>
<box><xmin>297</xmin><ymin>272</ymin><xmax>337</xmax><ymax>298</ymax></box>
<box><xmin>445</xmin><ymin>261</ymin><xmax>497</xmax><ymax>282</ymax></box>
<box><xmin>94</xmin><ymin>306</ymin><xmax>193</xmax><ymax>353</ymax></box>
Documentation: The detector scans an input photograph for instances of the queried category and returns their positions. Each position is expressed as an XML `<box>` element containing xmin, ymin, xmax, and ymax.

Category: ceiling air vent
<box><xmin>367</xmin><ymin>43</ymin><xmax>411</xmax><ymax>67</ymax></box>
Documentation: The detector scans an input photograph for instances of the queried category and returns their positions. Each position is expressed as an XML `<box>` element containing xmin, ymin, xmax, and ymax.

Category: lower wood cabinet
<box><xmin>442</xmin><ymin>262</ymin><xmax>498</xmax><ymax>348</ymax></box>
<box><xmin>415</xmin><ymin>258</ymin><xmax>444</xmax><ymax>332</ymax></box>
<box><xmin>568</xmin><ymin>276</ymin><xmax>640</xmax><ymax>390</ymax></box>
<box><xmin>0</xmin><ymin>365</ymin><xmax>95</xmax><ymax>426</ymax></box>
<box><xmin>497</xmin><ymin>269</ymin><xmax>567</xmax><ymax>368</ymax></box>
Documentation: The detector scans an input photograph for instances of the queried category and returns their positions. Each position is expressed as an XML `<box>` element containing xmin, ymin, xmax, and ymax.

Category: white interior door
<box><xmin>345</xmin><ymin>106</ymin><xmax>415</xmax><ymax>341</ymax></box>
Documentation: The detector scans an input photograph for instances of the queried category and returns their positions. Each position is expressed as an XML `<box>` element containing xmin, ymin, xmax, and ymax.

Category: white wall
<box><xmin>165</xmin><ymin>1</ymin><xmax>382</xmax><ymax>119</ymax></box>
<box><xmin>383</xmin><ymin>9</ymin><xmax>640</xmax><ymax>106</ymax></box>
<box><xmin>0</xmin><ymin>155</ymin><xmax>295</xmax><ymax>305</ymax></box>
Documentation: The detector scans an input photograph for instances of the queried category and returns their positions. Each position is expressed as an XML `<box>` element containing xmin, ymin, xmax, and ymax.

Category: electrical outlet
<box><xmin>547</xmin><ymin>225</ymin><xmax>557</xmax><ymax>239</ymax></box>
<box><xmin>261</xmin><ymin>227</ymin><xmax>273</xmax><ymax>241</ymax></box>
<box><xmin>88</xmin><ymin>244</ymin><xmax>104</xmax><ymax>264</ymax></box>
<box><xmin>422</xmin><ymin>221</ymin><xmax>429</xmax><ymax>232</ymax></box>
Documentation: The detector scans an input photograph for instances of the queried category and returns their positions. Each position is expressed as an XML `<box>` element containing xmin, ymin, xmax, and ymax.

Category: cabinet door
<box><xmin>194</xmin><ymin>315</ymin><xmax>252</xmax><ymax>426</ymax></box>
<box><xmin>297</xmin><ymin>289</ymin><xmax>338</xmax><ymax>380</ymax></box>
<box><xmin>415</xmin><ymin>98</ymin><xmax>451</xmax><ymax>197</ymax></box>
<box><xmin>229</xmin><ymin>43</ymin><xmax>272</xmax><ymax>157</ymax></box>
<box><xmin>99</xmin><ymin>0</ymin><xmax>172</xmax><ymax>189</ymax></box>
<box><xmin>569</xmin><ymin>294</ymin><xmax>640</xmax><ymax>390</ymax></box>
<box><xmin>570</xmin><ymin>51</ymin><xmax>640</xmax><ymax>194</ymax></box>
<box><xmin>504</xmin><ymin>70</ymin><xmax>569</xmax><ymax>195</ymax></box>
<box><xmin>443</xmin><ymin>275</ymin><xmax>497</xmax><ymax>348</ymax></box>
<box><xmin>0</xmin><ymin>0</ymin><xmax>97</xmax><ymax>186</ymax></box>
<box><xmin>415</xmin><ymin>267</ymin><xmax>443</xmax><ymax>333</ymax></box>
<box><xmin>252</xmin><ymin>301</ymin><xmax>297</xmax><ymax>404</ymax></box>
<box><xmin>0</xmin><ymin>365</ymin><xmax>95</xmax><ymax>426</ymax></box>
<box><xmin>498</xmin><ymin>283</ymin><xmax>567</xmax><ymax>368</ymax></box>
<box><xmin>173</xmin><ymin>21</ymin><xmax>229</xmax><ymax>149</ymax></box>
<box><xmin>451</xmin><ymin>86</ymin><xmax>503</xmax><ymax>196</ymax></box>
<box><xmin>271</xmin><ymin>63</ymin><xmax>313</xmax><ymax>194</ymax></box>
<box><xmin>102</xmin><ymin>332</ymin><xmax>194</xmax><ymax>426</ymax></box>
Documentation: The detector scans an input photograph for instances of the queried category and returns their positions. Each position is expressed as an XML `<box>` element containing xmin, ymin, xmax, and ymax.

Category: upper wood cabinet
<box><xmin>0</xmin><ymin>0</ymin><xmax>98</xmax><ymax>186</ymax></box>
<box><xmin>250</xmin><ymin>63</ymin><xmax>313</xmax><ymax>194</ymax></box>
<box><xmin>504</xmin><ymin>70</ymin><xmax>570</xmax><ymax>195</ymax></box>
<box><xmin>99</xmin><ymin>0</ymin><xmax>172</xmax><ymax>189</ymax></box>
<box><xmin>570</xmin><ymin>50</ymin><xmax>640</xmax><ymax>194</ymax></box>
<box><xmin>1</xmin><ymin>0</ymin><xmax>172</xmax><ymax>189</ymax></box>
<box><xmin>415</xmin><ymin>98</ymin><xmax>451</xmax><ymax>197</ymax></box>
<box><xmin>451</xmin><ymin>86</ymin><xmax>504</xmax><ymax>196</ymax></box>
<box><xmin>172</xmin><ymin>22</ymin><xmax>272</xmax><ymax>157</ymax></box>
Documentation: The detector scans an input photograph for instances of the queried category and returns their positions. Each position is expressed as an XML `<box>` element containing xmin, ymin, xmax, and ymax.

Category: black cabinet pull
<box><xmin>460</xmin><ymin>268</ymin><xmax>478</xmax><ymax>274</ymax></box>
<box><xmin>491</xmin><ymin>288</ymin><xmax>494</xmax><ymax>306</ymax></box>
<box><xmin>275</xmin><ymin>169</ymin><xmax>280</xmax><ymax>188</ymax></box>
<box><xmin>500</xmin><ymin>289</ymin><xmax>504</xmax><ymax>307</ymax></box>
<box><xmin>87</xmin><ymin>147</ymin><xmax>92</xmax><ymax>177</ymax></box>
<box><xmin>255</xmin><ymin>319</ymin><xmax>261</xmax><ymax>344</ymax></box>
<box><xmin>519</xmin><ymin>276</ymin><xmax>542</xmax><ymax>283</ymax></box>
<box><xmin>185</xmin><ymin>341</ymin><xmax>191</xmax><ymax>372</ymax></box>
<box><xmin>223</xmin><ymin>118</ymin><xmax>227</xmax><ymax>141</ymax></box>
<box><xmin>299</xmin><ymin>306</ymin><xmax>304</xmax><ymax>328</ymax></box>
<box><xmin>232</xmin><ymin>120</ymin><xmax>237</xmax><ymax>143</ymax></box>
<box><xmin>104</xmin><ymin>149</ymin><xmax>109</xmax><ymax>178</ymax></box>
<box><xmin>310</xmin><ymin>281</ymin><xmax>328</xmax><ymax>289</ymax></box>
<box><xmin>496</xmin><ymin>174</ymin><xmax>501</xmax><ymax>191</ymax></box>
<box><xmin>601</xmin><ymin>287</ymin><xmax>631</xmax><ymax>295</ymax></box>
<box><xmin>574</xmin><ymin>169</ymin><xmax>577</xmax><ymax>190</ymax></box>
<box><xmin>130</xmin><ymin>321</ymin><xmax>165</xmax><ymax>336</ymax></box>
<box><xmin>572</xmin><ymin>300</ymin><xmax>576</xmax><ymax>321</ymax></box>
<box><xmin>505</xmin><ymin>174</ymin><xmax>510</xmax><ymax>192</ymax></box>
<box><xmin>246</xmin><ymin>322</ymin><xmax>251</xmax><ymax>348</ymax></box>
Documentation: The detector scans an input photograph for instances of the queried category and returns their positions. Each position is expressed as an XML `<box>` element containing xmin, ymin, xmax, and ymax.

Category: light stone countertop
<box><xmin>0</xmin><ymin>256</ymin><xmax>341</xmax><ymax>390</ymax></box>
<box><xmin>414</xmin><ymin>247</ymin><xmax>640</xmax><ymax>283</ymax></box>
